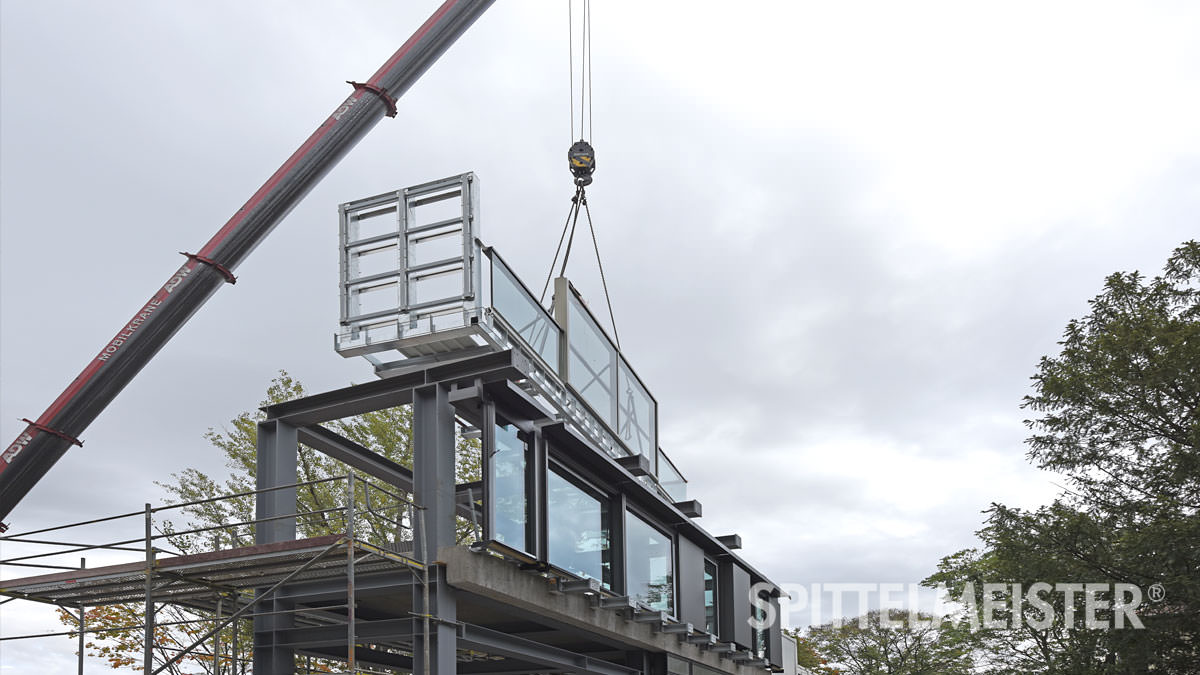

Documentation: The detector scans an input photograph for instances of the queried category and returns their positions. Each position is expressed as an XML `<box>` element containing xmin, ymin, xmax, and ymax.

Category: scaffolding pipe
<box><xmin>214</xmin><ymin>595</ymin><xmax>224</xmax><ymax>675</ymax></box>
<box><xmin>143</xmin><ymin>504</ymin><xmax>155</xmax><ymax>673</ymax></box>
<box><xmin>0</xmin><ymin>0</ymin><xmax>496</xmax><ymax>525</ymax></box>
<box><xmin>347</xmin><ymin>472</ymin><xmax>358</xmax><ymax>673</ymax></box>
<box><xmin>151</xmin><ymin>538</ymin><xmax>345</xmax><ymax>675</ymax></box>
<box><xmin>77</xmin><ymin>558</ymin><xmax>85</xmax><ymax>675</ymax></box>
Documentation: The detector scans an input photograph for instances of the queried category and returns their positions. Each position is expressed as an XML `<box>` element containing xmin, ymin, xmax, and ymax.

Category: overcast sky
<box><xmin>2</xmin><ymin>1</ymin><xmax>1198</xmax><ymax>670</ymax></box>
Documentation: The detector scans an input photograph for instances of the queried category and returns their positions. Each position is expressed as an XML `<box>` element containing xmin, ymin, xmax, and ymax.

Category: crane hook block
<box><xmin>568</xmin><ymin>140</ymin><xmax>596</xmax><ymax>186</ymax></box>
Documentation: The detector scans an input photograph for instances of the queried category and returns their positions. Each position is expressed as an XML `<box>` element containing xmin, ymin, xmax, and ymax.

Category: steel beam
<box><xmin>457</xmin><ymin>622</ymin><xmax>640</xmax><ymax>675</ymax></box>
<box><xmin>297</xmin><ymin>424</ymin><xmax>411</xmax><ymax>487</ymax></box>
<box><xmin>298</xmin><ymin>423</ymin><xmax>481</xmax><ymax>523</ymax></box>
<box><xmin>277</xmin><ymin>616</ymin><xmax>416</xmax><ymax>648</ymax></box>
<box><xmin>263</xmin><ymin>350</ymin><xmax>524</xmax><ymax>426</ymax></box>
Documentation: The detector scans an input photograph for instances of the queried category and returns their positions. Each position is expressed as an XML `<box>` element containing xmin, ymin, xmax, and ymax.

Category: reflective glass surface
<box><xmin>618</xmin><ymin>359</ymin><xmax>655</xmax><ymax>460</ymax></box>
<box><xmin>567</xmin><ymin>295</ymin><xmax>616</xmax><ymax>421</ymax></box>
<box><xmin>491</xmin><ymin>255</ymin><xmax>560</xmax><ymax>368</ymax></box>
<box><xmin>704</xmin><ymin>558</ymin><xmax>718</xmax><ymax>634</ymax></box>
<box><xmin>753</xmin><ymin>601</ymin><xmax>768</xmax><ymax>658</ymax></box>
<box><xmin>657</xmin><ymin>449</ymin><xmax>687</xmax><ymax>502</ymax></box>
<box><xmin>491</xmin><ymin>423</ymin><xmax>527</xmax><ymax>552</ymax></box>
<box><xmin>626</xmin><ymin>511</ymin><xmax>674</xmax><ymax>614</ymax></box>
<box><xmin>547</xmin><ymin>468</ymin><xmax>611</xmax><ymax>587</ymax></box>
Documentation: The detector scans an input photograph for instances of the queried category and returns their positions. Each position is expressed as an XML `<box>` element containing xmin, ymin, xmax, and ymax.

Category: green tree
<box><xmin>784</xmin><ymin>629</ymin><xmax>841</xmax><ymax>674</ymax></box>
<box><xmin>802</xmin><ymin>610</ymin><xmax>975</xmax><ymax>675</ymax></box>
<box><xmin>62</xmin><ymin>371</ymin><xmax>482</xmax><ymax>672</ymax></box>
<box><xmin>926</xmin><ymin>241</ymin><xmax>1200</xmax><ymax>674</ymax></box>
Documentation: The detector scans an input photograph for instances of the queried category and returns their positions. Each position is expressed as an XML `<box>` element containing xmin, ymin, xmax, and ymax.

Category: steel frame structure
<box><xmin>2</xmin><ymin>176</ymin><xmax>787</xmax><ymax>674</ymax></box>
<box><xmin>2</xmin><ymin>347</ymin><xmax>780</xmax><ymax>675</ymax></box>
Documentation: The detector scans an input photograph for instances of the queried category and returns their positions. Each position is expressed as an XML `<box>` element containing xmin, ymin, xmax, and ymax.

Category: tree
<box><xmin>801</xmin><ymin>610</ymin><xmax>975</xmax><ymax>675</ymax></box>
<box><xmin>926</xmin><ymin>241</ymin><xmax>1200</xmax><ymax>674</ymax></box>
<box><xmin>784</xmin><ymin>629</ymin><xmax>841</xmax><ymax>674</ymax></box>
<box><xmin>61</xmin><ymin>371</ymin><xmax>482</xmax><ymax>672</ymax></box>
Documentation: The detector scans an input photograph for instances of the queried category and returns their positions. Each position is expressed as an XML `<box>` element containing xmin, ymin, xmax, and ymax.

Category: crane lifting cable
<box><xmin>540</xmin><ymin>0</ymin><xmax>621</xmax><ymax>350</ymax></box>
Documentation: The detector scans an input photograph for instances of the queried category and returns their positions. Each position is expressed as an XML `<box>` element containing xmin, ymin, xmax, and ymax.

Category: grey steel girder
<box><xmin>263</xmin><ymin>349</ymin><xmax>527</xmax><ymax>425</ymax></box>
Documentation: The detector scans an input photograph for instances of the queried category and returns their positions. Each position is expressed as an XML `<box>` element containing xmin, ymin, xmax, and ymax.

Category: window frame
<box><xmin>703</xmin><ymin>556</ymin><xmax>720</xmax><ymax>636</ymax></box>
<box><xmin>545</xmin><ymin>458</ymin><xmax>614</xmax><ymax>589</ymax></box>
<box><xmin>624</xmin><ymin>505</ymin><xmax>677</xmax><ymax>616</ymax></box>
<box><xmin>483</xmin><ymin>404</ymin><xmax>535</xmax><ymax>557</ymax></box>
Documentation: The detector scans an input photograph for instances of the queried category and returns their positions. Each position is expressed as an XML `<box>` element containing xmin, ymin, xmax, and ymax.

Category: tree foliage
<box><xmin>801</xmin><ymin>610</ymin><xmax>974</xmax><ymax>675</ymax></box>
<box><xmin>926</xmin><ymin>241</ymin><xmax>1200</xmax><ymax>674</ymax></box>
<box><xmin>784</xmin><ymin>629</ymin><xmax>841</xmax><ymax>674</ymax></box>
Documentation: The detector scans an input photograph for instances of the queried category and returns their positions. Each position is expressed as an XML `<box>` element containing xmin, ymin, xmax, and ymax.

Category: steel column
<box><xmin>412</xmin><ymin>383</ymin><xmax>458</xmax><ymax>675</ymax></box>
<box><xmin>412</xmin><ymin>384</ymin><xmax>456</xmax><ymax>559</ymax></box>
<box><xmin>255</xmin><ymin>420</ymin><xmax>298</xmax><ymax>545</ymax></box>
<box><xmin>253</xmin><ymin>419</ymin><xmax>297</xmax><ymax>675</ymax></box>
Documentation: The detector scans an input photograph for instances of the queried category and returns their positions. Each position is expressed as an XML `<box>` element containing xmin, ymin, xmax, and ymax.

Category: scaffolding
<box><xmin>0</xmin><ymin>473</ymin><xmax>432</xmax><ymax>674</ymax></box>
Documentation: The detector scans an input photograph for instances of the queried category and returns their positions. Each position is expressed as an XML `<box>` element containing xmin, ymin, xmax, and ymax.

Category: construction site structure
<box><xmin>0</xmin><ymin>174</ymin><xmax>797</xmax><ymax>675</ymax></box>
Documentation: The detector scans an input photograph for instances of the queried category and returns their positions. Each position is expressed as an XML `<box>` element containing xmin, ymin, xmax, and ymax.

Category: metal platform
<box><xmin>0</xmin><ymin>534</ymin><xmax>410</xmax><ymax>608</ymax></box>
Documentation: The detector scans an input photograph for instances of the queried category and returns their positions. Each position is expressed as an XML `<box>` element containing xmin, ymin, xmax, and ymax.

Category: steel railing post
<box><xmin>77</xmin><ymin>557</ymin><xmax>86</xmax><ymax>675</ymax></box>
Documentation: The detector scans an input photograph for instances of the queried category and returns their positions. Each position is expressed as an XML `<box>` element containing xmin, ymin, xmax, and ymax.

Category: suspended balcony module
<box><xmin>334</xmin><ymin>173</ymin><xmax>684</xmax><ymax>500</ymax></box>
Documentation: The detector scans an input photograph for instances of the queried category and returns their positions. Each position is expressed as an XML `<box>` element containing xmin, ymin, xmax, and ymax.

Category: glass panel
<box><xmin>409</xmin><ymin>189</ymin><xmax>463</xmax><ymax>227</ymax></box>
<box><xmin>704</xmin><ymin>559</ymin><xmax>718</xmax><ymax>634</ymax></box>
<box><xmin>626</xmin><ymin>512</ymin><xmax>673</xmax><ymax>614</ymax></box>
<box><xmin>568</xmin><ymin>295</ymin><xmax>616</xmax><ymax>427</ymax></box>
<box><xmin>657</xmin><ymin>449</ymin><xmax>687</xmax><ymax>502</ymax></box>
<box><xmin>347</xmin><ymin>241</ymin><xmax>400</xmax><ymax>280</ymax></box>
<box><xmin>349</xmin><ymin>281</ymin><xmax>399</xmax><ymax>318</ymax></box>
<box><xmin>753</xmin><ymin>601</ymin><xmax>768</xmax><ymax>658</ymax></box>
<box><xmin>408</xmin><ymin>224</ymin><xmax>463</xmax><ymax>267</ymax></box>
<box><xmin>618</xmin><ymin>359</ymin><xmax>656</xmax><ymax>460</ymax></box>
<box><xmin>408</xmin><ymin>264</ymin><xmax>463</xmax><ymax>306</ymax></box>
<box><xmin>490</xmin><ymin>423</ymin><xmax>527</xmax><ymax>552</ymax></box>
<box><xmin>491</xmin><ymin>256</ymin><xmax>560</xmax><ymax>368</ymax></box>
<box><xmin>347</xmin><ymin>205</ymin><xmax>396</xmax><ymax>242</ymax></box>
<box><xmin>547</xmin><ymin>468</ymin><xmax>611</xmax><ymax>588</ymax></box>
<box><xmin>666</xmin><ymin>655</ymin><xmax>690</xmax><ymax>675</ymax></box>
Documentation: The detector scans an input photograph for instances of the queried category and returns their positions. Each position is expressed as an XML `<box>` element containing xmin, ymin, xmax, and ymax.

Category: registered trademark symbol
<box><xmin>1148</xmin><ymin>583</ymin><xmax>1166</xmax><ymax>602</ymax></box>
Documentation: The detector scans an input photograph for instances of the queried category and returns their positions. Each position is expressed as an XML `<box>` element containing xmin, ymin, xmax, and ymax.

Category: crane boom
<box><xmin>0</xmin><ymin>0</ymin><xmax>495</xmax><ymax>524</ymax></box>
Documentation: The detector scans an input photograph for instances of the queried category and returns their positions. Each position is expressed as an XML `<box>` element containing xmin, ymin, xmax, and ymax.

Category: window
<box><xmin>626</xmin><ymin>511</ymin><xmax>674</xmax><ymax>614</ymax></box>
<box><xmin>704</xmin><ymin>558</ymin><xmax>719</xmax><ymax>635</ymax></box>
<box><xmin>752</xmin><ymin>589</ymin><xmax>770</xmax><ymax>659</ymax></box>
<box><xmin>547</xmin><ymin>467</ymin><xmax>611</xmax><ymax>588</ymax></box>
<box><xmin>490</xmin><ymin>423</ymin><xmax>527</xmax><ymax>552</ymax></box>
